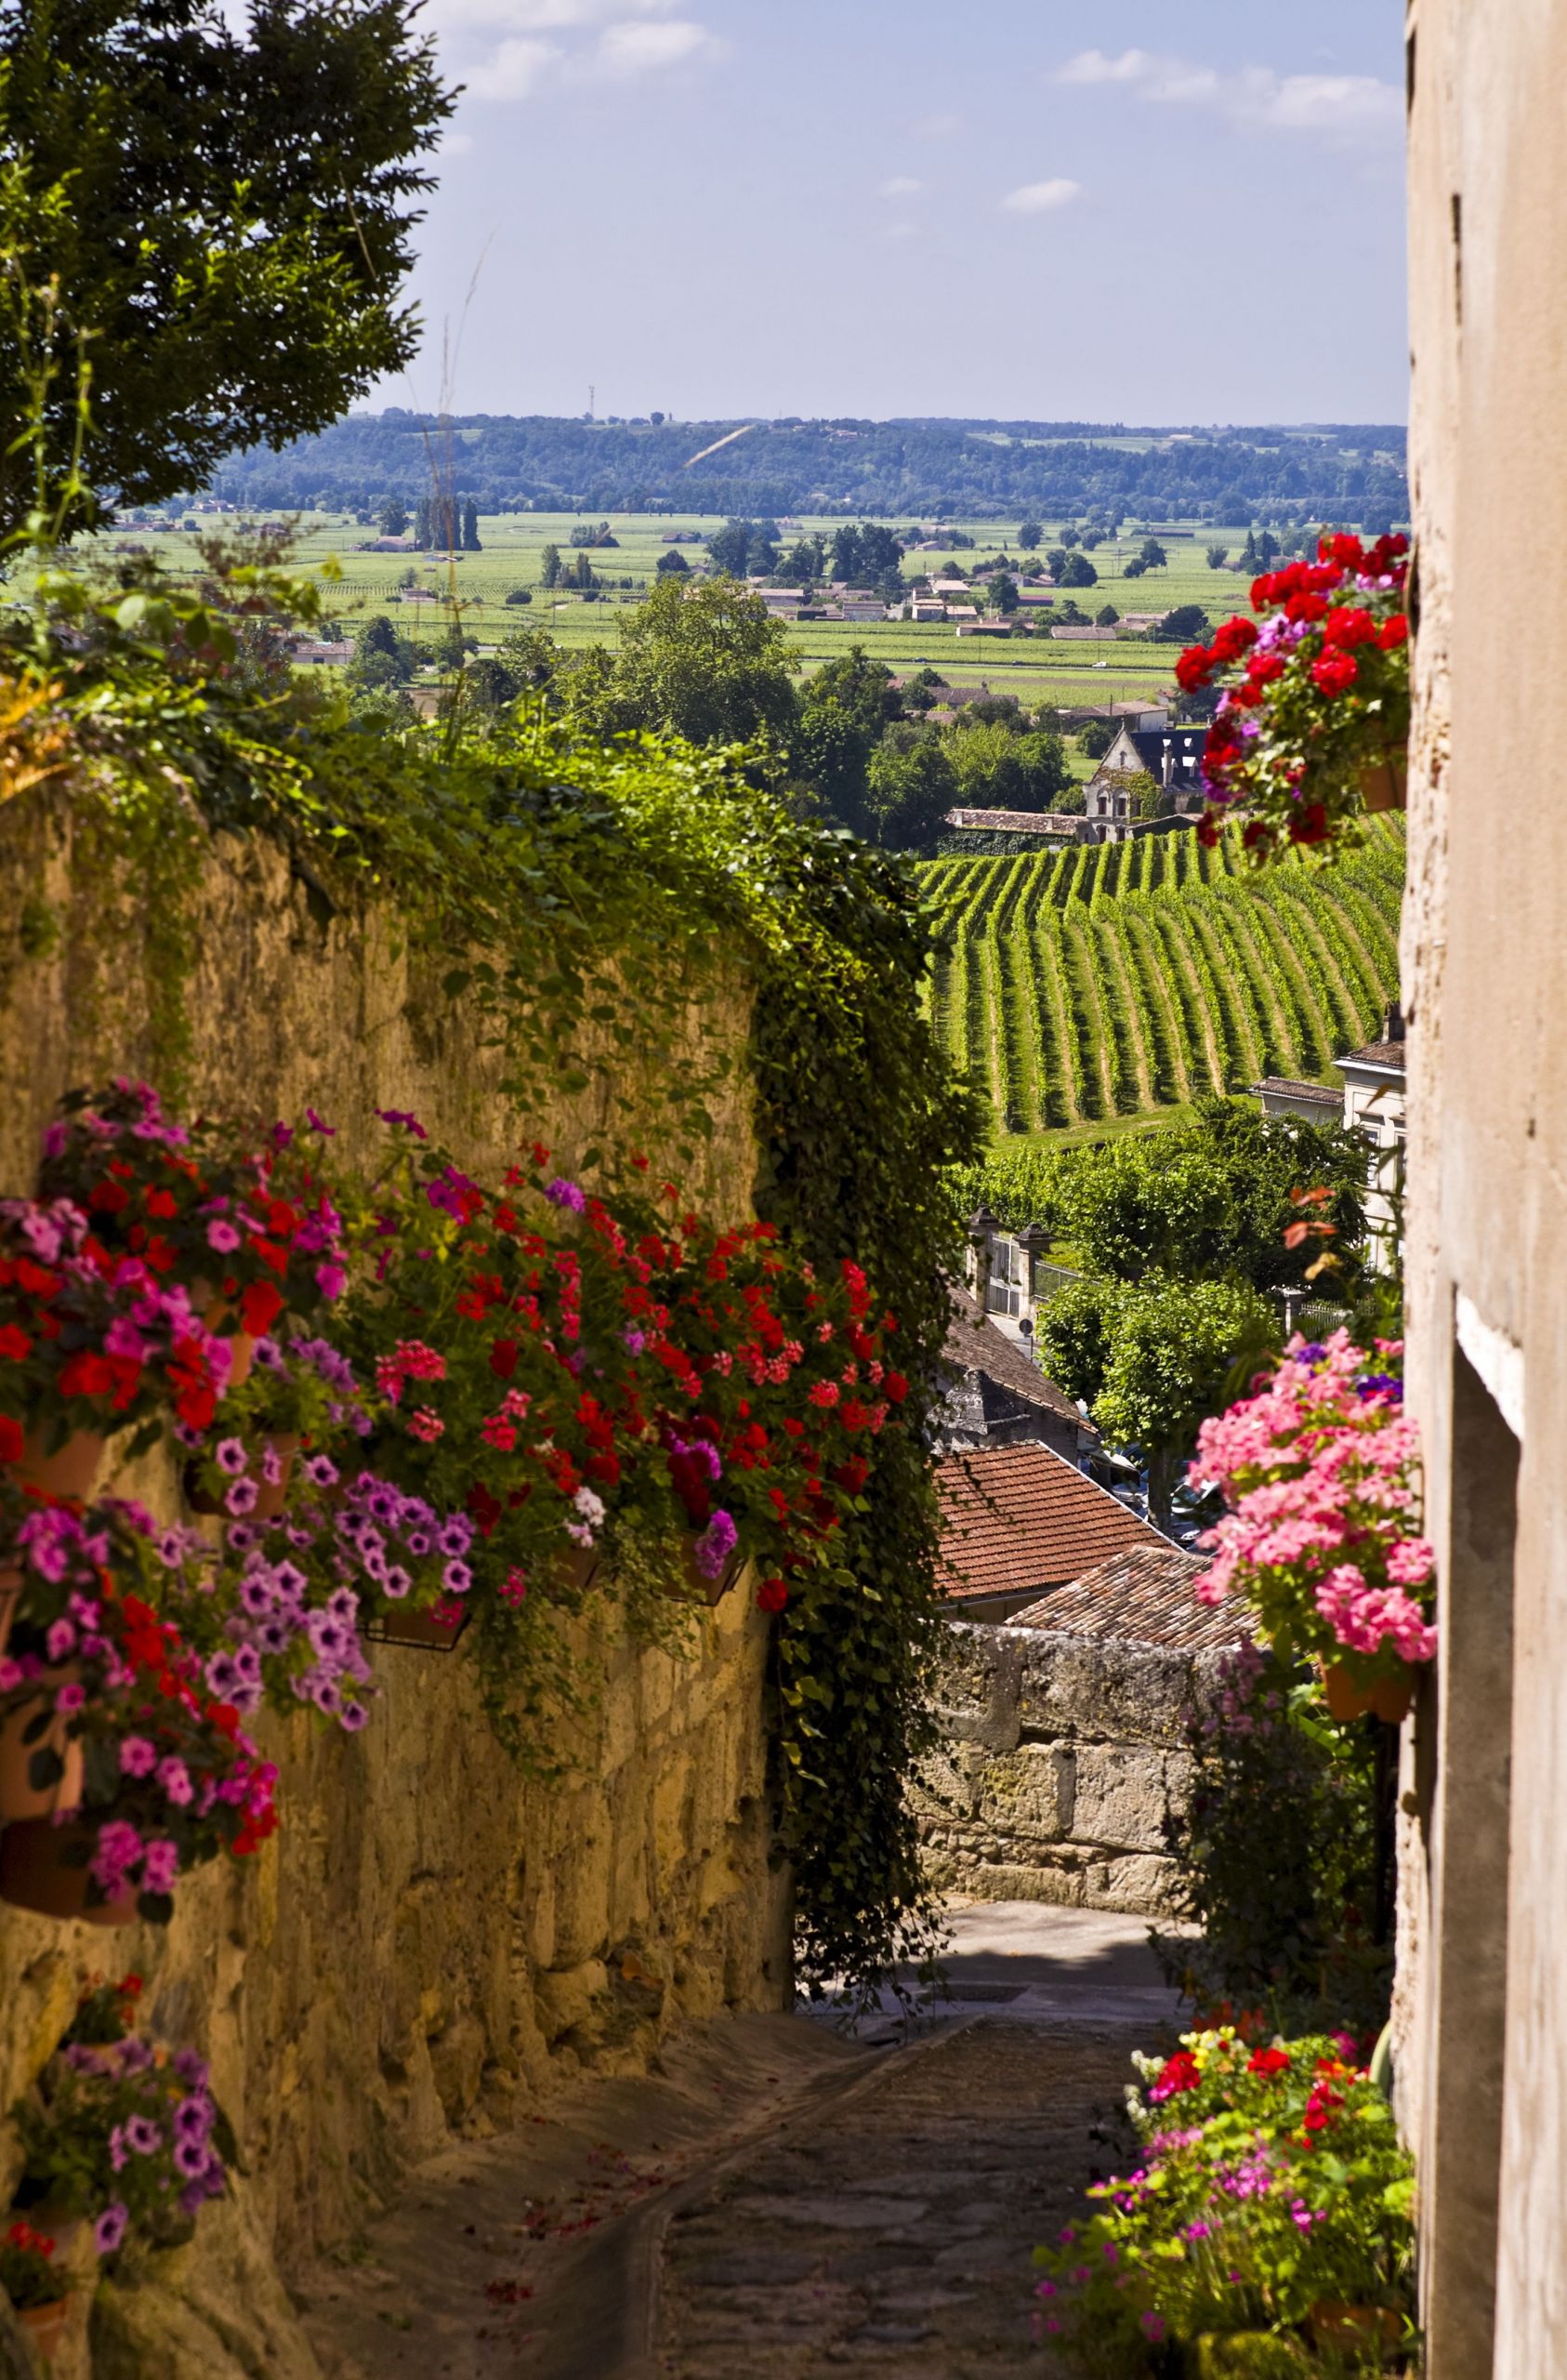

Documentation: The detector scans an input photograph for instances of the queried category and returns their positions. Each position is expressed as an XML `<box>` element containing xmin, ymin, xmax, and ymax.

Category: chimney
<box><xmin>1384</xmin><ymin>1001</ymin><xmax>1405</xmax><ymax>1044</ymax></box>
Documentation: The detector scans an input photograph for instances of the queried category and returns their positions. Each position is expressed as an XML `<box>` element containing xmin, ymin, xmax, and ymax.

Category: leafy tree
<box><xmin>1030</xmin><ymin>1276</ymin><xmax>1118</xmax><ymax>1409</ymax></box>
<box><xmin>539</xmin><ymin>543</ymin><xmax>562</xmax><ymax>589</ymax></box>
<box><xmin>1095</xmin><ymin>603</ymin><xmax>1120</xmax><ymax>628</ymax></box>
<box><xmin>568</xmin><ymin>551</ymin><xmax>598</xmax><ymax>590</ymax></box>
<box><xmin>464</xmin><ymin>654</ymin><xmax>518</xmax><ymax>709</ymax></box>
<box><xmin>830</xmin><ymin>521</ymin><xmax>903</xmax><ymax>585</ymax></box>
<box><xmin>791</xmin><ymin>699</ymin><xmax>873</xmax><ymax>834</ymax></box>
<box><xmin>988</xmin><ymin>572</ymin><xmax>1020</xmax><ymax>615</ymax></box>
<box><xmin>803</xmin><ymin>645</ymin><xmax>902</xmax><ymax>741</ymax></box>
<box><xmin>357</xmin><ymin>613</ymin><xmax>400</xmax><ymax>659</ymax></box>
<box><xmin>1018</xmin><ymin>520</ymin><xmax>1042</xmax><ymax>549</ymax></box>
<box><xmin>1057</xmin><ymin>551</ymin><xmax>1098</xmax><ymax>588</ymax></box>
<box><xmin>1077</xmin><ymin>719</ymin><xmax>1115</xmax><ymax>759</ymax></box>
<box><xmin>1128</xmin><ymin>767</ymin><xmax>1165</xmax><ymax>820</ymax></box>
<box><xmin>865</xmin><ymin>735</ymin><xmax>958</xmax><ymax>854</ymax></box>
<box><xmin>1052</xmin><ymin>1100</ymin><xmax>1368</xmax><ymax>1291</ymax></box>
<box><xmin>462</xmin><ymin>497</ymin><xmax>481</xmax><ymax>551</ymax></box>
<box><xmin>503</xmin><ymin>585</ymin><xmax>532</xmax><ymax>605</ymax></box>
<box><xmin>590</xmin><ymin>574</ymin><xmax>799</xmax><ymax>749</ymax></box>
<box><xmin>706</xmin><ymin>517</ymin><xmax>775</xmax><ymax>576</ymax></box>
<box><xmin>349</xmin><ymin>613</ymin><xmax>416</xmax><ymax>684</ymax></box>
<box><xmin>780</xmin><ymin>534</ymin><xmax>825</xmax><ymax>583</ymax></box>
<box><xmin>1138</xmin><ymin>537</ymin><xmax>1168</xmax><ymax>569</ymax></box>
<box><xmin>495</xmin><ymin>624</ymin><xmax>561</xmax><ymax>690</ymax></box>
<box><xmin>655</xmin><ymin>548</ymin><xmax>689</xmax><ymax>575</ymax></box>
<box><xmin>0</xmin><ymin>0</ymin><xmax>452</xmax><ymax>533</ymax></box>
<box><xmin>377</xmin><ymin>496</ymin><xmax>408</xmax><ymax>537</ymax></box>
<box><xmin>1123</xmin><ymin>556</ymin><xmax>1148</xmax><ymax>579</ymax></box>
<box><xmin>1205</xmin><ymin>546</ymin><xmax>1230</xmax><ymax>569</ymax></box>
<box><xmin>1156</xmin><ymin>603</ymin><xmax>1211</xmax><ymax>643</ymax></box>
<box><xmin>1094</xmin><ymin>1275</ymin><xmax>1278</xmax><ymax>1529</ymax></box>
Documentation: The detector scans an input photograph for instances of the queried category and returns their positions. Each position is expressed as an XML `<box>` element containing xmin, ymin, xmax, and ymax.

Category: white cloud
<box><xmin>879</xmin><ymin>176</ymin><xmax>923</xmax><ymax>201</ymax></box>
<box><xmin>913</xmin><ymin>111</ymin><xmax>963</xmax><ymax>140</ymax></box>
<box><xmin>1054</xmin><ymin>46</ymin><xmax>1399</xmax><ymax>141</ymax></box>
<box><xmin>428</xmin><ymin>0</ymin><xmax>672</xmax><ymax>30</ymax></box>
<box><xmin>477</xmin><ymin>34</ymin><xmax>561</xmax><ymax>96</ymax></box>
<box><xmin>1001</xmin><ymin>178</ymin><xmax>1082</xmax><ymax>215</ymax></box>
<box><xmin>587</xmin><ymin>19</ymin><xmax>715</xmax><ymax>77</ymax></box>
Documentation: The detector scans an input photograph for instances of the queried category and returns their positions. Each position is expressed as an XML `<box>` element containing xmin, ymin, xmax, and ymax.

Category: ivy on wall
<box><xmin>0</xmin><ymin>582</ymin><xmax>981</xmax><ymax>1996</ymax></box>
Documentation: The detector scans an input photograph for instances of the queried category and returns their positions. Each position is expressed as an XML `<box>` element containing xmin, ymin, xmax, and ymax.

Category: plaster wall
<box><xmin>1402</xmin><ymin>6</ymin><xmax>1567</xmax><ymax>2372</ymax></box>
<box><xmin>0</xmin><ymin>797</ymin><xmax>791</xmax><ymax>2376</ymax></box>
<box><xmin>914</xmin><ymin>1620</ymin><xmax>1207</xmax><ymax>1915</ymax></box>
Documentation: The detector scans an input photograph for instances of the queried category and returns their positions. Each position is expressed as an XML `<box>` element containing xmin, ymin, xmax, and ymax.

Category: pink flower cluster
<box><xmin>1189</xmin><ymin>1331</ymin><xmax>1436</xmax><ymax>1671</ymax></box>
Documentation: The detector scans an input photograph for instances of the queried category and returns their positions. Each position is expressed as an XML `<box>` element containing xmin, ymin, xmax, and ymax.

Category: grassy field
<box><xmin>94</xmin><ymin>509</ymin><xmax>1267</xmax><ymax>707</ymax></box>
<box><xmin>919</xmin><ymin>818</ymin><xmax>1406</xmax><ymax>1139</ymax></box>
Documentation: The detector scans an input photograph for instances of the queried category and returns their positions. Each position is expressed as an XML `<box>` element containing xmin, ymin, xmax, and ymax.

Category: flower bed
<box><xmin>1176</xmin><ymin>534</ymin><xmax>1410</xmax><ymax>860</ymax></box>
<box><xmin>1034</xmin><ymin>2027</ymin><xmax>1417</xmax><ymax>2373</ymax></box>
<box><xmin>1189</xmin><ymin>1332</ymin><xmax>1433</xmax><ymax>1723</ymax></box>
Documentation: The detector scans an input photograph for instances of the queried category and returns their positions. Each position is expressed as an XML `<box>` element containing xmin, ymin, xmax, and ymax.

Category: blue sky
<box><xmin>392</xmin><ymin>0</ymin><xmax>1407</xmax><ymax>425</ymax></box>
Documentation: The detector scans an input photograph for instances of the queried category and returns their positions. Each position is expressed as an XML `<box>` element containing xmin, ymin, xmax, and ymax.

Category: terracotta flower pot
<box><xmin>1321</xmin><ymin>1661</ymin><xmax>1375</xmax><ymax>1723</ymax></box>
<box><xmin>0</xmin><ymin>1677</ymin><xmax>85</xmax><ymax>1823</ymax></box>
<box><xmin>7</xmin><ymin>1428</ymin><xmax>107</xmax><ymax>1502</ymax></box>
<box><xmin>0</xmin><ymin>1563</ymin><xmax>20</xmax><ymax>1662</ymax></box>
<box><xmin>1359</xmin><ymin>752</ymin><xmax>1408</xmax><ymax>813</ymax></box>
<box><xmin>1368</xmin><ymin>1670</ymin><xmax>1416</xmax><ymax>1725</ymax></box>
<box><xmin>16</xmin><ymin>2296</ymin><xmax>72</xmax><ymax>2363</ymax></box>
<box><xmin>200</xmin><ymin>1297</ymin><xmax>257</xmax><ymax>1391</ymax></box>
<box><xmin>0</xmin><ymin>1819</ymin><xmax>137</xmax><ymax>1925</ymax></box>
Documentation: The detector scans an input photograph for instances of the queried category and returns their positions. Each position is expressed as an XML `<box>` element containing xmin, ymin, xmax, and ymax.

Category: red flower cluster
<box><xmin>1173</xmin><ymin>533</ymin><xmax>1411</xmax><ymax>857</ymax></box>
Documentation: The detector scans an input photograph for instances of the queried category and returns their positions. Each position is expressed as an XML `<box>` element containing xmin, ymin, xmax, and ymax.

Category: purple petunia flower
<box><xmin>94</xmin><ymin>2203</ymin><xmax>129</xmax><ymax>2256</ymax></box>
<box><xmin>224</xmin><ymin>1477</ymin><xmax>259</xmax><ymax>1517</ymax></box>
<box><xmin>544</xmin><ymin>1176</ymin><xmax>586</xmax><ymax>1212</ymax></box>
<box><xmin>215</xmin><ymin>1438</ymin><xmax>249</xmax><ymax>1477</ymax></box>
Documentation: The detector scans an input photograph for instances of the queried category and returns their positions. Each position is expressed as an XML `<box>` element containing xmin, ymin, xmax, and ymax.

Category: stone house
<box><xmin>1084</xmin><ymin>723</ymin><xmax>1207</xmax><ymax>838</ymax></box>
<box><xmin>1396</xmin><ymin>10</ymin><xmax>1567</xmax><ymax>2373</ymax></box>
<box><xmin>937</xmin><ymin>1281</ymin><xmax>1100</xmax><ymax>1465</ymax></box>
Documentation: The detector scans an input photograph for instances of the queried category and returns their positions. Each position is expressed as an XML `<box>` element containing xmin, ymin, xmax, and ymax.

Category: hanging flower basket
<box><xmin>362</xmin><ymin>1597</ymin><xmax>471</xmax><ymax>1652</ymax></box>
<box><xmin>0</xmin><ymin>1820</ymin><xmax>138</xmax><ymax>1925</ymax></box>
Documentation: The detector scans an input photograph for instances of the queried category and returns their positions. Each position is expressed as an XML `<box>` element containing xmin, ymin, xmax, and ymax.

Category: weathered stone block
<box><xmin>975</xmin><ymin>1744</ymin><xmax>1074</xmax><ymax>1842</ymax></box>
<box><xmin>1072</xmin><ymin>1744</ymin><xmax>1174</xmax><ymax>1855</ymax></box>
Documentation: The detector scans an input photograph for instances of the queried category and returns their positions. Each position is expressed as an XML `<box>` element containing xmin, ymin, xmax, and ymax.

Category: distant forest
<box><xmin>210</xmin><ymin>415</ymin><xmax>1408</xmax><ymax>526</ymax></box>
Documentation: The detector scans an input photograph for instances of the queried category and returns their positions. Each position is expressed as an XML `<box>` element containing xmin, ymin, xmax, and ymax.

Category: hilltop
<box><xmin>213</xmin><ymin>413</ymin><xmax>1408</xmax><ymax>526</ymax></box>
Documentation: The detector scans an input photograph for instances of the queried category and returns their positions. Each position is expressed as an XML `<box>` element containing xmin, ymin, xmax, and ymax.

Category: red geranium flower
<box><xmin>1310</xmin><ymin>650</ymin><xmax>1359</xmax><ymax>698</ymax></box>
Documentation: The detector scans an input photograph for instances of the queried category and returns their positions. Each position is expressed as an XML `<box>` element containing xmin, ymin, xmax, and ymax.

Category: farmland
<box><xmin>920</xmin><ymin>819</ymin><xmax>1406</xmax><ymax>1138</ymax></box>
<box><xmin>93</xmin><ymin>509</ymin><xmax>1284</xmax><ymax>707</ymax></box>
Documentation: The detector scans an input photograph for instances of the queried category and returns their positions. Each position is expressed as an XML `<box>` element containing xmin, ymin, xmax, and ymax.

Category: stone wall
<box><xmin>1401</xmin><ymin>9</ymin><xmax>1567</xmax><ymax>2373</ymax></box>
<box><xmin>914</xmin><ymin>1620</ymin><xmax>1209</xmax><ymax>1915</ymax></box>
<box><xmin>0</xmin><ymin>795</ymin><xmax>792</xmax><ymax>2377</ymax></box>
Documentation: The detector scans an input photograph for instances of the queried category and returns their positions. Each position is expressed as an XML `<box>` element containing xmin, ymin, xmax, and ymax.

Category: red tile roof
<box><xmin>937</xmin><ymin>1442</ymin><xmax>1167</xmax><ymax>1606</ymax></box>
<box><xmin>1009</xmin><ymin>1545</ymin><xmax>1250</xmax><ymax>1652</ymax></box>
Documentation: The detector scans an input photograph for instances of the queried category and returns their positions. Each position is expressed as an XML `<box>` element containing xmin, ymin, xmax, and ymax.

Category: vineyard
<box><xmin>921</xmin><ymin>819</ymin><xmax>1405</xmax><ymax>1134</ymax></box>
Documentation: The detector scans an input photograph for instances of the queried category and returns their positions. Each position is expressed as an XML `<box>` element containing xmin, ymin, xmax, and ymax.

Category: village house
<box><xmin>1084</xmin><ymin>721</ymin><xmax>1207</xmax><ymax>838</ymax></box>
<box><xmin>1252</xmin><ymin>1004</ymin><xmax>1406</xmax><ymax>1274</ymax></box>
<box><xmin>938</xmin><ymin>1281</ymin><xmax>1100</xmax><ymax>1467</ymax></box>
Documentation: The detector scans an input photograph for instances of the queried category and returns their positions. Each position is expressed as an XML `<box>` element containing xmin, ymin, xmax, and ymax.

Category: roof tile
<box><xmin>938</xmin><ymin>1441</ymin><xmax>1166</xmax><ymax>1605</ymax></box>
<box><xmin>1009</xmin><ymin>1544</ymin><xmax>1249</xmax><ymax>1652</ymax></box>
